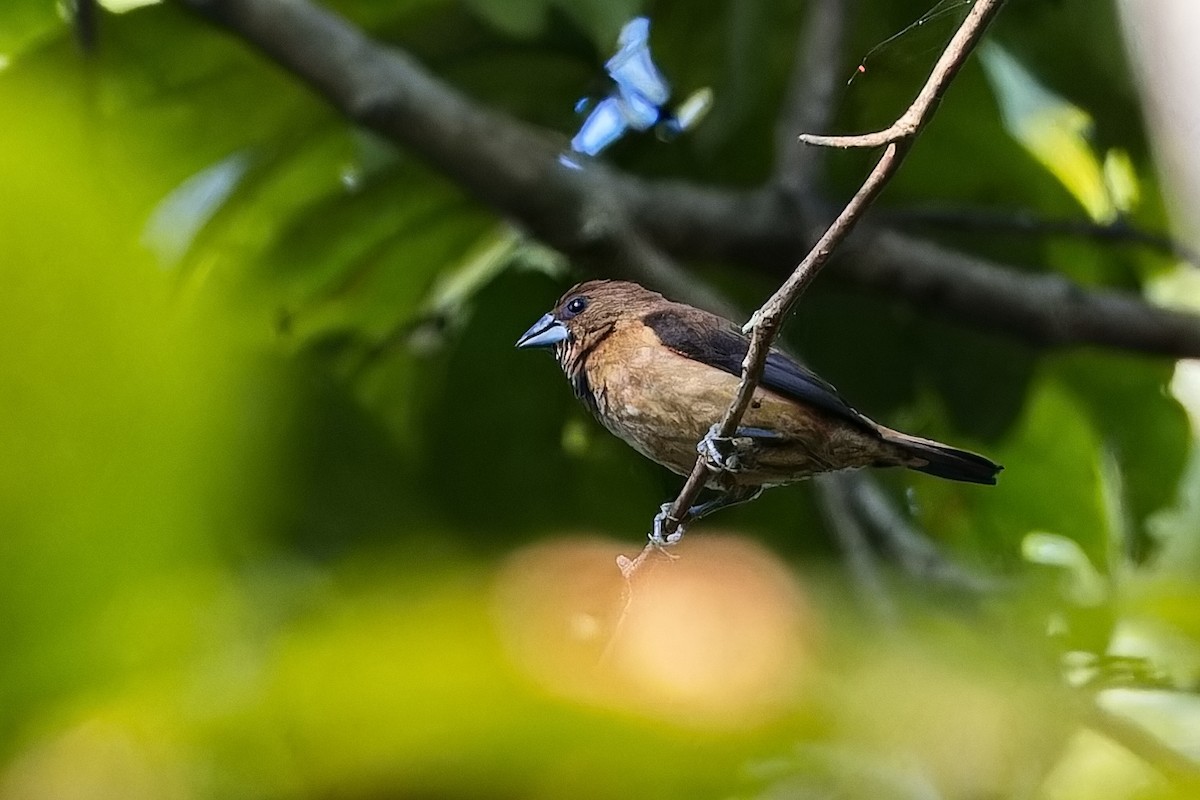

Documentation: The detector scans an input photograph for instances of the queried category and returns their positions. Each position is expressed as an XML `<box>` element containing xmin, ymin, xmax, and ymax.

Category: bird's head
<box><xmin>515</xmin><ymin>280</ymin><xmax>661</xmax><ymax>357</ymax></box>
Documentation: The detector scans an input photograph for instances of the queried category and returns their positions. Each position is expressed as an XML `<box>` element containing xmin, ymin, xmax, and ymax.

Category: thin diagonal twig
<box><xmin>658</xmin><ymin>0</ymin><xmax>1008</xmax><ymax>540</ymax></box>
<box><xmin>799</xmin><ymin>0</ymin><xmax>1003</xmax><ymax>149</ymax></box>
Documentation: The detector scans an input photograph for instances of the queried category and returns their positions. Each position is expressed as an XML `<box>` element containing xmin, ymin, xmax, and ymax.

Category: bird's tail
<box><xmin>878</xmin><ymin>427</ymin><xmax>1002</xmax><ymax>485</ymax></box>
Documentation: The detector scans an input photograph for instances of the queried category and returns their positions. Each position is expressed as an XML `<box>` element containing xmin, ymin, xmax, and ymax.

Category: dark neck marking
<box><xmin>561</xmin><ymin>321</ymin><xmax>615</xmax><ymax>417</ymax></box>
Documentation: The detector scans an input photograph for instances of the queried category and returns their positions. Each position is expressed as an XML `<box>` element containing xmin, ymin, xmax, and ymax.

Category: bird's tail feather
<box><xmin>878</xmin><ymin>427</ymin><xmax>1002</xmax><ymax>485</ymax></box>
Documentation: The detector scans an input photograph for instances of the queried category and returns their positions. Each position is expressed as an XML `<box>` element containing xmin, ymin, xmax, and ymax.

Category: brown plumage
<box><xmin>517</xmin><ymin>280</ymin><xmax>1000</xmax><ymax>532</ymax></box>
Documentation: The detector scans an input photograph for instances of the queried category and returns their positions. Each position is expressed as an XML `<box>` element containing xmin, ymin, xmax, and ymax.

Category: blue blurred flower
<box><xmin>568</xmin><ymin>17</ymin><xmax>706</xmax><ymax>162</ymax></box>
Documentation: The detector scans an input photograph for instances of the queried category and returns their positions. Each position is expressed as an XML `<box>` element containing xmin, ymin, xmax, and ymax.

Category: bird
<box><xmin>516</xmin><ymin>280</ymin><xmax>1001</xmax><ymax>542</ymax></box>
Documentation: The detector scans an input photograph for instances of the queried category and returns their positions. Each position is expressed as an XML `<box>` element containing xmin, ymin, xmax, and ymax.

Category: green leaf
<box><xmin>911</xmin><ymin>377</ymin><xmax>1107</xmax><ymax>564</ymax></box>
<box><xmin>0</xmin><ymin>0</ymin><xmax>62</xmax><ymax>56</ymax></box>
<box><xmin>1054</xmin><ymin>352</ymin><xmax>1190</xmax><ymax>559</ymax></box>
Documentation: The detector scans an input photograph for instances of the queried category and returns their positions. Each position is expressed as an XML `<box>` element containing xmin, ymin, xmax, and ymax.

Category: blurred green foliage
<box><xmin>2</xmin><ymin>0</ymin><xmax>1200</xmax><ymax>798</ymax></box>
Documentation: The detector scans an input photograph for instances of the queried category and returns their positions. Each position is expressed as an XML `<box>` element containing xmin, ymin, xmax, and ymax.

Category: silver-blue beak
<box><xmin>516</xmin><ymin>313</ymin><xmax>569</xmax><ymax>349</ymax></box>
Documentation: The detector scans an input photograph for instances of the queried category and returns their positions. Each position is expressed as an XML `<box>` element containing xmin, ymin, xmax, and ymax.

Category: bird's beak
<box><xmin>516</xmin><ymin>313</ymin><xmax>569</xmax><ymax>349</ymax></box>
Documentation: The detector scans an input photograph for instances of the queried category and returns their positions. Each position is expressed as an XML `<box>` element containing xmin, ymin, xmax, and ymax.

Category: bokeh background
<box><xmin>3</xmin><ymin>0</ymin><xmax>1200</xmax><ymax>797</ymax></box>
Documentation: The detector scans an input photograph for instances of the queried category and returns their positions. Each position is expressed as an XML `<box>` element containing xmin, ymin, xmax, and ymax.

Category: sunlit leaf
<box><xmin>981</xmin><ymin>42</ymin><xmax>1124</xmax><ymax>223</ymax></box>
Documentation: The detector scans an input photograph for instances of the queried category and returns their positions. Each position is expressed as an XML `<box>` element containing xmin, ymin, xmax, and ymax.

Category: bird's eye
<box><xmin>564</xmin><ymin>296</ymin><xmax>588</xmax><ymax>317</ymax></box>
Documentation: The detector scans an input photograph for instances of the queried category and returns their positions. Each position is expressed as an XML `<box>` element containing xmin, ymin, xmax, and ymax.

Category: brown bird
<box><xmin>517</xmin><ymin>280</ymin><xmax>1000</xmax><ymax>541</ymax></box>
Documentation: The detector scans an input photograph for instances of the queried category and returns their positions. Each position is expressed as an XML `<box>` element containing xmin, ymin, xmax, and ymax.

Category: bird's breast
<box><xmin>579</xmin><ymin>324</ymin><xmax>827</xmax><ymax>483</ymax></box>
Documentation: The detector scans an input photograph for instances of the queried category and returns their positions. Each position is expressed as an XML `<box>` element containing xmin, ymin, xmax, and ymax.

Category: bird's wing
<box><xmin>642</xmin><ymin>307</ymin><xmax>876</xmax><ymax>432</ymax></box>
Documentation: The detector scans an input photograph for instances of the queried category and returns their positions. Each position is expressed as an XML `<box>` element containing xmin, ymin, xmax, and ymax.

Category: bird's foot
<box><xmin>698</xmin><ymin>423</ymin><xmax>743</xmax><ymax>473</ymax></box>
<box><xmin>649</xmin><ymin>502</ymin><xmax>687</xmax><ymax>547</ymax></box>
<box><xmin>741</xmin><ymin>312</ymin><xmax>762</xmax><ymax>334</ymax></box>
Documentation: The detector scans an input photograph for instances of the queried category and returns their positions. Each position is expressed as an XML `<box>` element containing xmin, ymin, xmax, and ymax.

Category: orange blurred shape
<box><xmin>492</xmin><ymin>534</ymin><xmax>819</xmax><ymax>729</ymax></box>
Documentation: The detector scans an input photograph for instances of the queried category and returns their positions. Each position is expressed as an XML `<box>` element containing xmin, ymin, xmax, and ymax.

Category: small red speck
<box><xmin>857</xmin><ymin>65</ymin><xmax>867</xmax><ymax>73</ymax></box>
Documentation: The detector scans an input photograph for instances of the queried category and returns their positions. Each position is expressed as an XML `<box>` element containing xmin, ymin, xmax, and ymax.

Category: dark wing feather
<box><xmin>642</xmin><ymin>307</ymin><xmax>874</xmax><ymax>432</ymax></box>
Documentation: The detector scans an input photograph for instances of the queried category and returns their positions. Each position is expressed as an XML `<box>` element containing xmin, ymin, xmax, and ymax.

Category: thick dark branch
<box><xmin>179</xmin><ymin>0</ymin><xmax>620</xmax><ymax>257</ymax></box>
<box><xmin>884</xmin><ymin>206</ymin><xmax>1200</xmax><ymax>267</ymax></box>
<box><xmin>630</xmin><ymin>191</ymin><xmax>1200</xmax><ymax>358</ymax></box>
<box><xmin>848</xmin><ymin>228</ymin><xmax>1200</xmax><ymax>356</ymax></box>
<box><xmin>175</xmin><ymin>0</ymin><xmax>1200</xmax><ymax>362</ymax></box>
<box><xmin>607</xmin><ymin>233</ymin><xmax>740</xmax><ymax>320</ymax></box>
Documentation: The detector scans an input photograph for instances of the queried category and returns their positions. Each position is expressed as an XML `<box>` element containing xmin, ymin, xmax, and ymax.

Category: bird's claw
<box><xmin>698</xmin><ymin>423</ymin><xmax>742</xmax><ymax>473</ymax></box>
<box><xmin>650</xmin><ymin>502</ymin><xmax>686</xmax><ymax>547</ymax></box>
